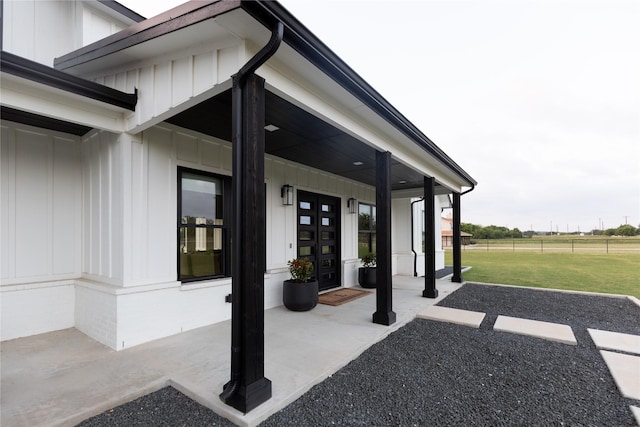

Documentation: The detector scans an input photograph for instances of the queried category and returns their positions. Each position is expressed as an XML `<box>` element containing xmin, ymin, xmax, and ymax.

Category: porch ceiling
<box><xmin>167</xmin><ymin>89</ymin><xmax>449</xmax><ymax>194</ymax></box>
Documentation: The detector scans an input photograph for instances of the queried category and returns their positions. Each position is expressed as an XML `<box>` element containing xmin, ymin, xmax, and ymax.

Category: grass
<box><xmin>444</xmin><ymin>250</ymin><xmax>640</xmax><ymax>298</ymax></box>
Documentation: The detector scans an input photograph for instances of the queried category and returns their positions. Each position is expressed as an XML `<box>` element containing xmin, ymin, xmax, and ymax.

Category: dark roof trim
<box><xmin>54</xmin><ymin>0</ymin><xmax>242</xmax><ymax>70</ymax></box>
<box><xmin>51</xmin><ymin>0</ymin><xmax>475</xmax><ymax>186</ymax></box>
<box><xmin>1</xmin><ymin>106</ymin><xmax>92</xmax><ymax>136</ymax></box>
<box><xmin>98</xmin><ymin>1</ymin><xmax>146</xmax><ymax>23</ymax></box>
<box><xmin>241</xmin><ymin>1</ymin><xmax>476</xmax><ymax>186</ymax></box>
<box><xmin>1</xmin><ymin>51</ymin><xmax>137</xmax><ymax>111</ymax></box>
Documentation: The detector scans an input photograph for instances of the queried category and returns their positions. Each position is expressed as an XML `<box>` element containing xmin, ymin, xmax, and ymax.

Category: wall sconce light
<box><xmin>347</xmin><ymin>197</ymin><xmax>358</xmax><ymax>214</ymax></box>
<box><xmin>281</xmin><ymin>184</ymin><xmax>293</xmax><ymax>206</ymax></box>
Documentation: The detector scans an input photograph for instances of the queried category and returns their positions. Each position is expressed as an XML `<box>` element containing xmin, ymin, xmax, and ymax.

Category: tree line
<box><xmin>461</xmin><ymin>223</ymin><xmax>639</xmax><ymax>239</ymax></box>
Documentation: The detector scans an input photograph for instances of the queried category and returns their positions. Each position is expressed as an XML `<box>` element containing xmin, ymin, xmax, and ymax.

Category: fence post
<box><xmin>572</xmin><ymin>239</ymin><xmax>574</xmax><ymax>253</ymax></box>
<box><xmin>487</xmin><ymin>240</ymin><xmax>489</xmax><ymax>251</ymax></box>
<box><xmin>606</xmin><ymin>239</ymin><xmax>609</xmax><ymax>254</ymax></box>
<box><xmin>513</xmin><ymin>240</ymin><xmax>515</xmax><ymax>252</ymax></box>
<box><xmin>541</xmin><ymin>240</ymin><xmax>543</xmax><ymax>253</ymax></box>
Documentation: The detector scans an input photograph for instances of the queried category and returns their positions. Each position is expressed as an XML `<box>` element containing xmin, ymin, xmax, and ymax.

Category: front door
<box><xmin>297</xmin><ymin>191</ymin><xmax>341</xmax><ymax>291</ymax></box>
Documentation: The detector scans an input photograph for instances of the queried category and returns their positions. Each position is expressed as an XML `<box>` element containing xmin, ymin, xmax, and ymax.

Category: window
<box><xmin>358</xmin><ymin>203</ymin><xmax>376</xmax><ymax>258</ymax></box>
<box><xmin>178</xmin><ymin>169</ymin><xmax>230</xmax><ymax>281</ymax></box>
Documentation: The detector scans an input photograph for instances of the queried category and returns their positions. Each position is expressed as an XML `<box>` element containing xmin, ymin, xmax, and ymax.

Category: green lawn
<box><xmin>444</xmin><ymin>250</ymin><xmax>640</xmax><ymax>298</ymax></box>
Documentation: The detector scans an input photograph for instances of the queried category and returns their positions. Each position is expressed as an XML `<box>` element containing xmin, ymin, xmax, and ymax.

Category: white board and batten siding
<box><xmin>2</xmin><ymin>1</ymin><xmax>135</xmax><ymax>66</ymax></box>
<box><xmin>1</xmin><ymin>121</ymin><xmax>81</xmax><ymax>340</ymax></box>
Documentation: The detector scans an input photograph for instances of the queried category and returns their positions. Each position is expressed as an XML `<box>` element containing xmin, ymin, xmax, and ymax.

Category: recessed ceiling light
<box><xmin>264</xmin><ymin>124</ymin><xmax>280</xmax><ymax>132</ymax></box>
<box><xmin>399</xmin><ymin>180</ymin><xmax>407</xmax><ymax>184</ymax></box>
<box><xmin>353</xmin><ymin>161</ymin><xmax>364</xmax><ymax>166</ymax></box>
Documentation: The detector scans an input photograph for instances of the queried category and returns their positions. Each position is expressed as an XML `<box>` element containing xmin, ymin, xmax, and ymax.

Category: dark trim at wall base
<box><xmin>1</xmin><ymin>106</ymin><xmax>92</xmax><ymax>136</ymax></box>
<box><xmin>1</xmin><ymin>51</ymin><xmax>137</xmax><ymax>111</ymax></box>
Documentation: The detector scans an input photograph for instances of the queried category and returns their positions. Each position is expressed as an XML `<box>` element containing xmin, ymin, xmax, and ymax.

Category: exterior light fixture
<box><xmin>352</xmin><ymin>161</ymin><xmax>363</xmax><ymax>166</ymax></box>
<box><xmin>281</xmin><ymin>184</ymin><xmax>293</xmax><ymax>206</ymax></box>
<box><xmin>264</xmin><ymin>124</ymin><xmax>280</xmax><ymax>132</ymax></box>
<box><xmin>347</xmin><ymin>197</ymin><xmax>358</xmax><ymax>214</ymax></box>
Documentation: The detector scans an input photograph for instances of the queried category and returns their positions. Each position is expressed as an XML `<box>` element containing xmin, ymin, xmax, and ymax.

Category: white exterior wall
<box><xmin>2</xmin><ymin>1</ymin><xmax>132</xmax><ymax>66</ymax></box>
<box><xmin>70</xmin><ymin>122</ymin><xmax>374</xmax><ymax>349</ymax></box>
<box><xmin>0</xmin><ymin>119</ymin><xmax>447</xmax><ymax>349</ymax></box>
<box><xmin>1</xmin><ymin>121</ymin><xmax>82</xmax><ymax>340</ymax></box>
<box><xmin>391</xmin><ymin>196</ymin><xmax>447</xmax><ymax>278</ymax></box>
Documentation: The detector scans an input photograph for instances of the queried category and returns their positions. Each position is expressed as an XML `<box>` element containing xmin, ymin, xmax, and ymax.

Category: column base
<box><xmin>373</xmin><ymin>310</ymin><xmax>396</xmax><ymax>326</ymax></box>
<box><xmin>220</xmin><ymin>377</ymin><xmax>272</xmax><ymax>413</ymax></box>
<box><xmin>422</xmin><ymin>288</ymin><xmax>439</xmax><ymax>298</ymax></box>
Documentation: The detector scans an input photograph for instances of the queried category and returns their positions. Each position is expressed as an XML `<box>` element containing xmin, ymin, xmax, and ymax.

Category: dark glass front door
<box><xmin>297</xmin><ymin>191</ymin><xmax>341</xmax><ymax>291</ymax></box>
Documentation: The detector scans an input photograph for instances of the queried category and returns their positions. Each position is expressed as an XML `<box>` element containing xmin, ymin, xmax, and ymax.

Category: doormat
<box><xmin>319</xmin><ymin>288</ymin><xmax>372</xmax><ymax>306</ymax></box>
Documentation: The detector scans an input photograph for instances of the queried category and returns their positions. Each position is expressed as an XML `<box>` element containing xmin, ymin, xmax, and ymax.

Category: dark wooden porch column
<box><xmin>220</xmin><ymin>73</ymin><xmax>271</xmax><ymax>413</ymax></box>
<box><xmin>373</xmin><ymin>151</ymin><xmax>396</xmax><ymax>325</ymax></box>
<box><xmin>422</xmin><ymin>176</ymin><xmax>438</xmax><ymax>298</ymax></box>
<box><xmin>452</xmin><ymin>191</ymin><xmax>463</xmax><ymax>283</ymax></box>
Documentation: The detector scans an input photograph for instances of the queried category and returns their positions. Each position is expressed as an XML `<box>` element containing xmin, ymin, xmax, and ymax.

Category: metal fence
<box><xmin>465</xmin><ymin>238</ymin><xmax>640</xmax><ymax>253</ymax></box>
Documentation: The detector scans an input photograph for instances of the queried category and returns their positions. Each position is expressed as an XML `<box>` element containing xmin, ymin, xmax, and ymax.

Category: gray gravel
<box><xmin>77</xmin><ymin>283</ymin><xmax>640</xmax><ymax>426</ymax></box>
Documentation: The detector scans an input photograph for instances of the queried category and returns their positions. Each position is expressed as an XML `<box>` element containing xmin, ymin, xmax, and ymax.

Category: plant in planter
<box><xmin>282</xmin><ymin>258</ymin><xmax>318</xmax><ymax>311</ymax></box>
<box><xmin>358</xmin><ymin>253</ymin><xmax>377</xmax><ymax>288</ymax></box>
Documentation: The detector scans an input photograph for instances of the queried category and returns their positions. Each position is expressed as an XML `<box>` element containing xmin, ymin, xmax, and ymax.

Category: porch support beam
<box><xmin>452</xmin><ymin>192</ymin><xmax>463</xmax><ymax>283</ymax></box>
<box><xmin>220</xmin><ymin>74</ymin><xmax>271</xmax><ymax>414</ymax></box>
<box><xmin>422</xmin><ymin>176</ymin><xmax>438</xmax><ymax>298</ymax></box>
<box><xmin>373</xmin><ymin>151</ymin><xmax>396</xmax><ymax>326</ymax></box>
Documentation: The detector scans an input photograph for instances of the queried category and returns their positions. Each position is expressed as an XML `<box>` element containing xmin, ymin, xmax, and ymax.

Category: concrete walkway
<box><xmin>1</xmin><ymin>276</ymin><xmax>462</xmax><ymax>427</ymax></box>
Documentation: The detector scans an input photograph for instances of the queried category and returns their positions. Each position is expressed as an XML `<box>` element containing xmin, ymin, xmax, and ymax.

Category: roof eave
<box><xmin>240</xmin><ymin>0</ymin><xmax>476</xmax><ymax>187</ymax></box>
<box><xmin>2</xmin><ymin>51</ymin><xmax>137</xmax><ymax>111</ymax></box>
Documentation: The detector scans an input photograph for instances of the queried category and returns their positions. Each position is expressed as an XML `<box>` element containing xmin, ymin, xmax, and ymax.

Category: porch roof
<box><xmin>53</xmin><ymin>0</ymin><xmax>476</xmax><ymax>193</ymax></box>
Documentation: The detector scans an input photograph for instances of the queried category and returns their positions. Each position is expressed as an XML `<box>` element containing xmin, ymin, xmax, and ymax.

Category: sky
<box><xmin>120</xmin><ymin>0</ymin><xmax>640</xmax><ymax>233</ymax></box>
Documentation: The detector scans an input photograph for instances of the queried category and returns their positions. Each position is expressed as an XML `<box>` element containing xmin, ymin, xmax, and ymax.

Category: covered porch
<box><xmin>1</xmin><ymin>276</ymin><xmax>463</xmax><ymax>427</ymax></box>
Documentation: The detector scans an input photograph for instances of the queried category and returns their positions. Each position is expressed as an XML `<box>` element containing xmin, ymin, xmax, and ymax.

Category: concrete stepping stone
<box><xmin>588</xmin><ymin>329</ymin><xmax>640</xmax><ymax>355</ymax></box>
<box><xmin>493</xmin><ymin>316</ymin><xmax>577</xmax><ymax>345</ymax></box>
<box><xmin>417</xmin><ymin>306</ymin><xmax>485</xmax><ymax>328</ymax></box>
<box><xmin>600</xmin><ymin>350</ymin><xmax>640</xmax><ymax>400</ymax></box>
<box><xmin>631</xmin><ymin>406</ymin><xmax>640</xmax><ymax>426</ymax></box>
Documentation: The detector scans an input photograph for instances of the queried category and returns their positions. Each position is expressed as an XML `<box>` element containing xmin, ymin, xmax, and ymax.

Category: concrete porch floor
<box><xmin>1</xmin><ymin>276</ymin><xmax>462</xmax><ymax>427</ymax></box>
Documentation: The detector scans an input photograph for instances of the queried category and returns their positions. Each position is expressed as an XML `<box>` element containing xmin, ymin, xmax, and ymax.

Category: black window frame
<box><xmin>177</xmin><ymin>167</ymin><xmax>232</xmax><ymax>282</ymax></box>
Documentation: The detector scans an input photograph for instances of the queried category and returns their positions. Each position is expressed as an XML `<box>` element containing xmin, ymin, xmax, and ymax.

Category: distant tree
<box><xmin>591</xmin><ymin>229</ymin><xmax>604</xmax><ymax>236</ymax></box>
<box><xmin>615</xmin><ymin>224</ymin><xmax>638</xmax><ymax>236</ymax></box>
<box><xmin>509</xmin><ymin>227</ymin><xmax>523</xmax><ymax>238</ymax></box>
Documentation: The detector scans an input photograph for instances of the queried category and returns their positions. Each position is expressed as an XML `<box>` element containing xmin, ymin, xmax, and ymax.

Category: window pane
<box><xmin>299</xmin><ymin>201</ymin><xmax>312</xmax><ymax>210</ymax></box>
<box><xmin>300</xmin><ymin>216</ymin><xmax>312</xmax><ymax>225</ymax></box>
<box><xmin>321</xmin><ymin>231</ymin><xmax>334</xmax><ymax>240</ymax></box>
<box><xmin>358</xmin><ymin>232</ymin><xmax>370</xmax><ymax>258</ymax></box>
<box><xmin>181</xmin><ymin>173</ymin><xmax>223</xmax><ymax>225</ymax></box>
<box><xmin>321</xmin><ymin>217</ymin><xmax>332</xmax><ymax>226</ymax></box>
<box><xmin>299</xmin><ymin>231</ymin><xmax>313</xmax><ymax>241</ymax></box>
<box><xmin>321</xmin><ymin>245</ymin><xmax>334</xmax><ymax>254</ymax></box>
<box><xmin>321</xmin><ymin>259</ymin><xmax>334</xmax><ymax>267</ymax></box>
<box><xmin>299</xmin><ymin>246</ymin><xmax>313</xmax><ymax>256</ymax></box>
<box><xmin>179</xmin><ymin>227</ymin><xmax>223</xmax><ymax>279</ymax></box>
<box><xmin>321</xmin><ymin>204</ymin><xmax>332</xmax><ymax>212</ymax></box>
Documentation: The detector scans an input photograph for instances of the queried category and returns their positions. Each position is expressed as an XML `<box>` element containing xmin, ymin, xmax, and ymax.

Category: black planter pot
<box><xmin>283</xmin><ymin>279</ymin><xmax>318</xmax><ymax>311</ymax></box>
<box><xmin>358</xmin><ymin>267</ymin><xmax>377</xmax><ymax>288</ymax></box>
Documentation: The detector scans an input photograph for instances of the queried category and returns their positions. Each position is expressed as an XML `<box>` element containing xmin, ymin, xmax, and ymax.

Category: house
<box><xmin>1</xmin><ymin>0</ymin><xmax>476</xmax><ymax>412</ymax></box>
<box><xmin>441</xmin><ymin>213</ymin><xmax>473</xmax><ymax>246</ymax></box>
